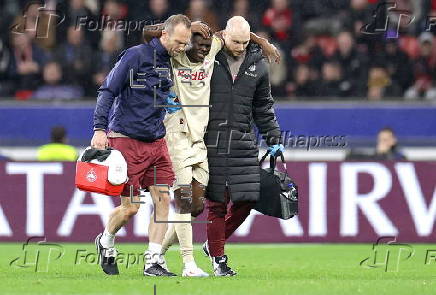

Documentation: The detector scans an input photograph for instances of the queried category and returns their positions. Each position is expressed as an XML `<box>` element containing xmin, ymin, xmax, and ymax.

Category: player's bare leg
<box><xmin>96</xmin><ymin>195</ymin><xmax>141</xmax><ymax>275</ymax></box>
<box><xmin>148</xmin><ymin>185</ymin><xmax>170</xmax><ymax>244</ymax></box>
<box><xmin>107</xmin><ymin>195</ymin><xmax>141</xmax><ymax>236</ymax></box>
<box><xmin>161</xmin><ymin>179</ymin><xmax>206</xmax><ymax>253</ymax></box>
<box><xmin>161</xmin><ymin>179</ymin><xmax>208</xmax><ymax>277</ymax></box>
<box><xmin>143</xmin><ymin>185</ymin><xmax>176</xmax><ymax>276</ymax></box>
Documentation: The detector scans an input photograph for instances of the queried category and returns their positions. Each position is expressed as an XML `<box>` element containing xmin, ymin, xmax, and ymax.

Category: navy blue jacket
<box><xmin>93</xmin><ymin>38</ymin><xmax>172</xmax><ymax>142</ymax></box>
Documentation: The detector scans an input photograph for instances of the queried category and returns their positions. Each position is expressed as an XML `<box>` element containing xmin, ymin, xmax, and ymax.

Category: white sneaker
<box><xmin>182</xmin><ymin>264</ymin><xmax>209</xmax><ymax>277</ymax></box>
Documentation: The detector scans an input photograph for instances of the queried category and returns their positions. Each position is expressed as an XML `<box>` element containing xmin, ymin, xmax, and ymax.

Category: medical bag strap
<box><xmin>270</xmin><ymin>153</ymin><xmax>276</xmax><ymax>172</ymax></box>
<box><xmin>279</xmin><ymin>153</ymin><xmax>287</xmax><ymax>171</ymax></box>
<box><xmin>269</xmin><ymin>153</ymin><xmax>287</xmax><ymax>173</ymax></box>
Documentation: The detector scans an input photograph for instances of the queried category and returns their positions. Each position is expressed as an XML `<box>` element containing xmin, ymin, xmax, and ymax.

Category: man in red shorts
<box><xmin>91</xmin><ymin>14</ymin><xmax>192</xmax><ymax>277</ymax></box>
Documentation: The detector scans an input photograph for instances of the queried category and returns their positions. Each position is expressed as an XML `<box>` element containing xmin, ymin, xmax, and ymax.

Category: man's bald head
<box><xmin>223</xmin><ymin>16</ymin><xmax>251</xmax><ymax>57</ymax></box>
<box><xmin>225</xmin><ymin>16</ymin><xmax>250</xmax><ymax>36</ymax></box>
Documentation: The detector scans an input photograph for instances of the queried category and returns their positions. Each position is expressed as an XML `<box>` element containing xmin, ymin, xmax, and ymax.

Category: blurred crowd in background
<box><xmin>0</xmin><ymin>0</ymin><xmax>435</xmax><ymax>101</ymax></box>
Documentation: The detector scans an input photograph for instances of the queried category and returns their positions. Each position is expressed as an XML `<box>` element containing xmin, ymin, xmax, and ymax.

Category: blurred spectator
<box><xmin>32</xmin><ymin>61</ymin><xmax>84</xmax><ymax>100</ymax></box>
<box><xmin>55</xmin><ymin>26</ymin><xmax>94</xmax><ymax>94</ymax></box>
<box><xmin>62</xmin><ymin>0</ymin><xmax>97</xmax><ymax>49</ymax></box>
<box><xmin>301</xmin><ymin>1</ymin><xmax>349</xmax><ymax>37</ymax></box>
<box><xmin>289</xmin><ymin>34</ymin><xmax>324</xmax><ymax>70</ymax></box>
<box><xmin>102</xmin><ymin>0</ymin><xmax>127</xmax><ymax>21</ymax></box>
<box><xmin>125</xmin><ymin>0</ymin><xmax>169</xmax><ymax>46</ymax></box>
<box><xmin>11</xmin><ymin>1</ymin><xmax>57</xmax><ymax>50</ymax></box>
<box><xmin>374</xmin><ymin>127</ymin><xmax>406</xmax><ymax>160</ymax></box>
<box><xmin>92</xmin><ymin>30</ymin><xmax>123</xmax><ymax>90</ymax></box>
<box><xmin>9</xmin><ymin>32</ymin><xmax>47</xmax><ymax>93</ymax></box>
<box><xmin>230</xmin><ymin>0</ymin><xmax>260</xmax><ymax>31</ymax></box>
<box><xmin>0</xmin><ymin>39</ymin><xmax>14</xmax><ymax>96</ymax></box>
<box><xmin>291</xmin><ymin>63</ymin><xmax>318</xmax><ymax>98</ymax></box>
<box><xmin>148</xmin><ymin>0</ymin><xmax>171</xmax><ymax>22</ymax></box>
<box><xmin>347</xmin><ymin>0</ymin><xmax>376</xmax><ymax>52</ymax></box>
<box><xmin>331</xmin><ymin>31</ymin><xmax>368</xmax><ymax>97</ymax></box>
<box><xmin>262</xmin><ymin>0</ymin><xmax>292</xmax><ymax>43</ymax></box>
<box><xmin>346</xmin><ymin>0</ymin><xmax>372</xmax><ymax>30</ymax></box>
<box><xmin>367</xmin><ymin>66</ymin><xmax>402</xmax><ymax>100</ymax></box>
<box><xmin>382</xmin><ymin>39</ymin><xmax>414</xmax><ymax>93</ymax></box>
<box><xmin>101</xmin><ymin>0</ymin><xmax>128</xmax><ymax>45</ymax></box>
<box><xmin>66</xmin><ymin>0</ymin><xmax>95</xmax><ymax>25</ymax></box>
<box><xmin>186</xmin><ymin>0</ymin><xmax>220</xmax><ymax>32</ymax></box>
<box><xmin>0</xmin><ymin>0</ymin><xmax>17</xmax><ymax>43</ymax></box>
<box><xmin>319</xmin><ymin>61</ymin><xmax>347</xmax><ymax>98</ymax></box>
<box><xmin>37</xmin><ymin>126</ymin><xmax>78</xmax><ymax>161</ymax></box>
<box><xmin>256</xmin><ymin>31</ymin><xmax>287</xmax><ymax>97</ymax></box>
<box><xmin>0</xmin><ymin>0</ymin><xmax>435</xmax><ymax>101</ymax></box>
<box><xmin>346</xmin><ymin>127</ymin><xmax>406</xmax><ymax>160</ymax></box>
<box><xmin>405</xmin><ymin>32</ymin><xmax>436</xmax><ymax>100</ymax></box>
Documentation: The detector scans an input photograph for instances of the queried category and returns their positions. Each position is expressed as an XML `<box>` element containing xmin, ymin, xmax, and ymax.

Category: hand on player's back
<box><xmin>91</xmin><ymin>130</ymin><xmax>108</xmax><ymax>150</ymax></box>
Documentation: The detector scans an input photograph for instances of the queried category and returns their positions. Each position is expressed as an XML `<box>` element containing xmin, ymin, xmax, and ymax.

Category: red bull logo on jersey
<box><xmin>177</xmin><ymin>69</ymin><xmax>209</xmax><ymax>81</ymax></box>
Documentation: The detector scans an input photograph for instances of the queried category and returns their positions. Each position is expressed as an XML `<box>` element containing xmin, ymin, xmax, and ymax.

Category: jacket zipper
<box><xmin>220</xmin><ymin>51</ymin><xmax>252</xmax><ymax>189</ymax></box>
<box><xmin>221</xmin><ymin>56</ymin><xmax>233</xmax><ymax>189</ymax></box>
<box><xmin>220</xmin><ymin>48</ymin><xmax>259</xmax><ymax>191</ymax></box>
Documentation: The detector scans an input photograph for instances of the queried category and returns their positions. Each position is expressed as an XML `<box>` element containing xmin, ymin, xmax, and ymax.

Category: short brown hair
<box><xmin>164</xmin><ymin>14</ymin><xmax>191</xmax><ymax>34</ymax></box>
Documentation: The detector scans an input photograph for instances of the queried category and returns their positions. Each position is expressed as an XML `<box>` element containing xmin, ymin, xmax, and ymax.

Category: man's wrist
<box><xmin>94</xmin><ymin>128</ymin><xmax>106</xmax><ymax>132</ymax></box>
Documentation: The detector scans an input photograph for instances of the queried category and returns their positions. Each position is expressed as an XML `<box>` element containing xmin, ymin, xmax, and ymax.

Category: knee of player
<box><xmin>122</xmin><ymin>204</ymin><xmax>139</xmax><ymax>219</ymax></box>
<box><xmin>175</xmin><ymin>200</ymin><xmax>191</xmax><ymax>214</ymax></box>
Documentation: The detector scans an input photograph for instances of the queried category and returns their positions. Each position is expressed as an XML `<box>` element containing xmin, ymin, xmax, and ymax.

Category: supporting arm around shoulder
<box><xmin>143</xmin><ymin>21</ymin><xmax>211</xmax><ymax>43</ymax></box>
<box><xmin>142</xmin><ymin>23</ymin><xmax>164</xmax><ymax>43</ymax></box>
<box><xmin>250</xmin><ymin>32</ymin><xmax>281</xmax><ymax>64</ymax></box>
<box><xmin>213</xmin><ymin>30</ymin><xmax>280</xmax><ymax>63</ymax></box>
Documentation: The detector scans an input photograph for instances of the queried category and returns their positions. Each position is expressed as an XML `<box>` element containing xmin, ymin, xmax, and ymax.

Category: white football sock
<box><xmin>100</xmin><ymin>229</ymin><xmax>115</xmax><ymax>248</ymax></box>
<box><xmin>148</xmin><ymin>242</ymin><xmax>162</xmax><ymax>255</ymax></box>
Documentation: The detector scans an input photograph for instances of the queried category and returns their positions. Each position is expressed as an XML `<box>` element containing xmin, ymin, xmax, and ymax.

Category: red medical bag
<box><xmin>75</xmin><ymin>148</ymin><xmax>127</xmax><ymax>196</ymax></box>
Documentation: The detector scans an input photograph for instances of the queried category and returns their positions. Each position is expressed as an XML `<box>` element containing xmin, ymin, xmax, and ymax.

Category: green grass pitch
<box><xmin>1</xmin><ymin>243</ymin><xmax>436</xmax><ymax>295</ymax></box>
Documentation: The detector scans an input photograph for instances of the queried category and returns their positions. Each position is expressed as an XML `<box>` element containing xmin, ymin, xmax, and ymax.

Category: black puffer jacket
<box><xmin>205</xmin><ymin>44</ymin><xmax>281</xmax><ymax>203</ymax></box>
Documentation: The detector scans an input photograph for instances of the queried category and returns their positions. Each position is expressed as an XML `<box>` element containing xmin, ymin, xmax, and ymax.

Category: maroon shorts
<box><xmin>108</xmin><ymin>137</ymin><xmax>175</xmax><ymax>196</ymax></box>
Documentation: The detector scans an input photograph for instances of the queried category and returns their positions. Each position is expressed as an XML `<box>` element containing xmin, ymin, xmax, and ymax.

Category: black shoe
<box><xmin>95</xmin><ymin>233</ymin><xmax>119</xmax><ymax>275</ymax></box>
<box><xmin>212</xmin><ymin>255</ymin><xmax>237</xmax><ymax>277</ymax></box>
<box><xmin>143</xmin><ymin>263</ymin><xmax>177</xmax><ymax>277</ymax></box>
<box><xmin>202</xmin><ymin>241</ymin><xmax>211</xmax><ymax>259</ymax></box>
